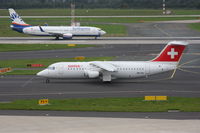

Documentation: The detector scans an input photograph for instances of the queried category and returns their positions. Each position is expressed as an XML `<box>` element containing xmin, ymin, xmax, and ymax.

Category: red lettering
<box><xmin>68</xmin><ymin>65</ymin><xmax>80</xmax><ymax>68</ymax></box>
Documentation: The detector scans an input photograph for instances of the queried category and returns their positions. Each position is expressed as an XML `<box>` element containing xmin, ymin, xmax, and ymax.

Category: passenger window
<box><xmin>47</xmin><ymin>66</ymin><xmax>55</xmax><ymax>70</ymax></box>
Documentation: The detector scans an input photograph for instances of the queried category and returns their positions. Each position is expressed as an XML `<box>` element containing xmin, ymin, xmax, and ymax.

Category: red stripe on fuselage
<box><xmin>12</xmin><ymin>22</ymin><xmax>30</xmax><ymax>26</ymax></box>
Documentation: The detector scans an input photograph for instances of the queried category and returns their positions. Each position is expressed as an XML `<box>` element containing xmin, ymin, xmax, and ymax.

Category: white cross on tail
<box><xmin>167</xmin><ymin>48</ymin><xmax>178</xmax><ymax>59</ymax></box>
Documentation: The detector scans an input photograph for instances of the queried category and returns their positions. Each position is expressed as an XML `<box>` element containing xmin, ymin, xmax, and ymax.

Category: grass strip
<box><xmin>0</xmin><ymin>44</ymin><xmax>96</xmax><ymax>52</ymax></box>
<box><xmin>0</xmin><ymin>56</ymin><xmax>114</xmax><ymax>70</ymax></box>
<box><xmin>0</xmin><ymin>97</ymin><xmax>200</xmax><ymax>112</ymax></box>
<box><xmin>1</xmin><ymin>70</ymin><xmax>41</xmax><ymax>75</ymax></box>
<box><xmin>1</xmin><ymin>9</ymin><xmax>200</xmax><ymax>16</ymax></box>
<box><xmin>0</xmin><ymin>18</ymin><xmax>127</xmax><ymax>37</ymax></box>
<box><xmin>0</xmin><ymin>17</ymin><xmax>197</xmax><ymax>37</ymax></box>
<box><xmin>188</xmin><ymin>23</ymin><xmax>200</xmax><ymax>32</ymax></box>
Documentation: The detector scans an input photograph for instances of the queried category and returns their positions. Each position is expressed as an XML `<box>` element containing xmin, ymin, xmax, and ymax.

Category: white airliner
<box><xmin>8</xmin><ymin>8</ymin><xmax>106</xmax><ymax>40</ymax></box>
<box><xmin>37</xmin><ymin>41</ymin><xmax>188</xmax><ymax>83</ymax></box>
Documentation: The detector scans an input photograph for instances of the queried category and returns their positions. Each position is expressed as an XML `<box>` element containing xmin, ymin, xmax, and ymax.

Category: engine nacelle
<box><xmin>84</xmin><ymin>70</ymin><xmax>99</xmax><ymax>78</ymax></box>
<box><xmin>63</xmin><ymin>33</ymin><xmax>73</xmax><ymax>40</ymax></box>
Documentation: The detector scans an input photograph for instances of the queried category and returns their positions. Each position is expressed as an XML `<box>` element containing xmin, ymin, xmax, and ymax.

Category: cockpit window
<box><xmin>96</xmin><ymin>28</ymin><xmax>101</xmax><ymax>31</ymax></box>
<box><xmin>47</xmin><ymin>66</ymin><xmax>55</xmax><ymax>70</ymax></box>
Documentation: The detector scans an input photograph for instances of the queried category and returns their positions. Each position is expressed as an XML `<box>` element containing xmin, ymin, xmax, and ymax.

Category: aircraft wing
<box><xmin>45</xmin><ymin>32</ymin><xmax>63</xmax><ymax>36</ymax></box>
<box><xmin>39</xmin><ymin>26</ymin><xmax>63</xmax><ymax>36</ymax></box>
<box><xmin>90</xmin><ymin>61</ymin><xmax>117</xmax><ymax>72</ymax></box>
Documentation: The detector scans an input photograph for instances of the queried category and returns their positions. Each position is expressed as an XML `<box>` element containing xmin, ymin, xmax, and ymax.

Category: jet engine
<box><xmin>84</xmin><ymin>70</ymin><xmax>99</xmax><ymax>78</ymax></box>
<box><xmin>63</xmin><ymin>33</ymin><xmax>73</xmax><ymax>40</ymax></box>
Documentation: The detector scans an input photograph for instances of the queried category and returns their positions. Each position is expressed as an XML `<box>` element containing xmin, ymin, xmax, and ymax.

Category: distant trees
<box><xmin>1</xmin><ymin>0</ymin><xmax>200</xmax><ymax>9</ymax></box>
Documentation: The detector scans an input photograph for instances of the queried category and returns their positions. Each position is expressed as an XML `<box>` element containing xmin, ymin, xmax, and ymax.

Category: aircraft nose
<box><xmin>100</xmin><ymin>30</ymin><xmax>106</xmax><ymax>35</ymax></box>
<box><xmin>37</xmin><ymin>70</ymin><xmax>48</xmax><ymax>77</ymax></box>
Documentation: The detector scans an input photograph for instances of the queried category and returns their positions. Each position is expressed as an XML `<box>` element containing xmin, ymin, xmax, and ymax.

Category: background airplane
<box><xmin>9</xmin><ymin>8</ymin><xmax>106</xmax><ymax>40</ymax></box>
<box><xmin>37</xmin><ymin>41</ymin><xmax>188</xmax><ymax>82</ymax></box>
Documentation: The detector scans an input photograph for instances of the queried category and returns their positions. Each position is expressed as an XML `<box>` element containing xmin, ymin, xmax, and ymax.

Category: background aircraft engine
<box><xmin>84</xmin><ymin>70</ymin><xmax>99</xmax><ymax>78</ymax></box>
<box><xmin>63</xmin><ymin>33</ymin><xmax>73</xmax><ymax>40</ymax></box>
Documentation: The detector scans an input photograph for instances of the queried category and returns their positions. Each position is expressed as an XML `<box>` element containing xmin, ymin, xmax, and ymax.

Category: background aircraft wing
<box><xmin>39</xmin><ymin>26</ymin><xmax>70</xmax><ymax>36</ymax></box>
<box><xmin>90</xmin><ymin>61</ymin><xmax>117</xmax><ymax>72</ymax></box>
<box><xmin>39</xmin><ymin>26</ymin><xmax>63</xmax><ymax>36</ymax></box>
<box><xmin>45</xmin><ymin>31</ymin><xmax>63</xmax><ymax>36</ymax></box>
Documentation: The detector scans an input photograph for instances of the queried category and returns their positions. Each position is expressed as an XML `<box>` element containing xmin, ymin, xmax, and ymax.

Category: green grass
<box><xmin>1</xmin><ymin>56</ymin><xmax>114</xmax><ymax>75</ymax></box>
<box><xmin>0</xmin><ymin>97</ymin><xmax>200</xmax><ymax>112</ymax></box>
<box><xmin>0</xmin><ymin>44</ymin><xmax>96</xmax><ymax>52</ymax></box>
<box><xmin>78</xmin><ymin>17</ymin><xmax>199</xmax><ymax>23</ymax></box>
<box><xmin>2</xmin><ymin>9</ymin><xmax>200</xmax><ymax>16</ymax></box>
<box><xmin>0</xmin><ymin>18</ymin><xmax>127</xmax><ymax>37</ymax></box>
<box><xmin>1</xmin><ymin>16</ymin><xmax>198</xmax><ymax>37</ymax></box>
<box><xmin>188</xmin><ymin>23</ymin><xmax>200</xmax><ymax>32</ymax></box>
<box><xmin>3</xmin><ymin>70</ymin><xmax>41</xmax><ymax>75</ymax></box>
<box><xmin>0</xmin><ymin>57</ymin><xmax>114</xmax><ymax>68</ymax></box>
<box><xmin>88</xmin><ymin>24</ymin><xmax>127</xmax><ymax>36</ymax></box>
<box><xmin>171</xmin><ymin>9</ymin><xmax>200</xmax><ymax>15</ymax></box>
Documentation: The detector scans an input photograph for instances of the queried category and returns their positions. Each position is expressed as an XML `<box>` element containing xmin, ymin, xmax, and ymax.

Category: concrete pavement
<box><xmin>0</xmin><ymin>116</ymin><xmax>199</xmax><ymax>133</ymax></box>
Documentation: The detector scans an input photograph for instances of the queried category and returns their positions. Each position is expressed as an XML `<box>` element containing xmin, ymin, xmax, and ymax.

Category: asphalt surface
<box><xmin>0</xmin><ymin>110</ymin><xmax>200</xmax><ymax>120</ymax></box>
<box><xmin>0</xmin><ymin>43</ymin><xmax>199</xmax><ymax>101</ymax></box>
<box><xmin>0</xmin><ymin>43</ymin><xmax>163</xmax><ymax>60</ymax></box>
<box><xmin>1</xmin><ymin>20</ymin><xmax>200</xmax><ymax>44</ymax></box>
<box><xmin>126</xmin><ymin>23</ymin><xmax>200</xmax><ymax>37</ymax></box>
<box><xmin>2</xmin><ymin>15</ymin><xmax>200</xmax><ymax>18</ymax></box>
<box><xmin>1</xmin><ymin>37</ymin><xmax>200</xmax><ymax>45</ymax></box>
<box><xmin>0</xmin><ymin>20</ymin><xmax>200</xmax><ymax>120</ymax></box>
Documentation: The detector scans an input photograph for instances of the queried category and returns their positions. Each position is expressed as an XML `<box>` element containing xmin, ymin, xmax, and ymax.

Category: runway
<box><xmin>0</xmin><ymin>43</ymin><xmax>199</xmax><ymax>101</ymax></box>
<box><xmin>1</xmin><ymin>37</ymin><xmax>200</xmax><ymax>44</ymax></box>
<box><xmin>0</xmin><ymin>110</ymin><xmax>200</xmax><ymax>119</ymax></box>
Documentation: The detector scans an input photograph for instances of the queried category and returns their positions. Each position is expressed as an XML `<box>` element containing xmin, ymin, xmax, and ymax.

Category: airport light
<box><xmin>163</xmin><ymin>0</ymin><xmax>166</xmax><ymax>15</ymax></box>
<box><xmin>71</xmin><ymin>0</ymin><xmax>75</xmax><ymax>26</ymax></box>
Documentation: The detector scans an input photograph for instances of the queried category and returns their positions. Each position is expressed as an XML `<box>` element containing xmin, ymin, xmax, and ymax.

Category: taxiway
<box><xmin>0</xmin><ymin>43</ymin><xmax>199</xmax><ymax>101</ymax></box>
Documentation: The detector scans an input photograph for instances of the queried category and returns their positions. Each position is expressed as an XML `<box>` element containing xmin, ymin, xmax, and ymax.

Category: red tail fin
<box><xmin>151</xmin><ymin>41</ymin><xmax>188</xmax><ymax>62</ymax></box>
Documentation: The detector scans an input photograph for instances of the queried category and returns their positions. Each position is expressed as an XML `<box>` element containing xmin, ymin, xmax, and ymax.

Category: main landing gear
<box><xmin>46</xmin><ymin>79</ymin><xmax>50</xmax><ymax>83</ymax></box>
<box><xmin>55</xmin><ymin>36</ymin><xmax>59</xmax><ymax>40</ymax></box>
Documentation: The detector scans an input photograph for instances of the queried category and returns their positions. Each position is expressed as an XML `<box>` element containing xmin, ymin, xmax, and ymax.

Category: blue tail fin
<box><xmin>8</xmin><ymin>8</ymin><xmax>31</xmax><ymax>33</ymax></box>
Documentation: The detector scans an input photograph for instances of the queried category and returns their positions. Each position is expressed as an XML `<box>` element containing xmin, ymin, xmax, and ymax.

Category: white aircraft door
<box><xmin>145</xmin><ymin>63</ymin><xmax>150</xmax><ymax>77</ymax></box>
<box><xmin>57</xmin><ymin>65</ymin><xmax>64</xmax><ymax>77</ymax></box>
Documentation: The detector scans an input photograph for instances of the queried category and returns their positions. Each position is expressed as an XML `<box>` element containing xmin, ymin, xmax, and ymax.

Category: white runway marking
<box><xmin>21</xmin><ymin>76</ymin><xmax>36</xmax><ymax>87</ymax></box>
<box><xmin>153</xmin><ymin>24</ymin><xmax>171</xmax><ymax>37</ymax></box>
<box><xmin>0</xmin><ymin>90</ymin><xmax>200</xmax><ymax>96</ymax></box>
<box><xmin>1</xmin><ymin>37</ymin><xmax>200</xmax><ymax>44</ymax></box>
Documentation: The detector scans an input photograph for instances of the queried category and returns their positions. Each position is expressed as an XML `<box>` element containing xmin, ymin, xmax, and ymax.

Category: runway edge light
<box><xmin>144</xmin><ymin>96</ymin><xmax>168</xmax><ymax>101</ymax></box>
<box><xmin>144</xmin><ymin>96</ymin><xmax>156</xmax><ymax>101</ymax></box>
<box><xmin>38</xmin><ymin>99</ymin><xmax>49</xmax><ymax>105</ymax></box>
<box><xmin>74</xmin><ymin>56</ymin><xmax>86</xmax><ymax>60</ymax></box>
<box><xmin>156</xmin><ymin>96</ymin><xmax>168</xmax><ymax>101</ymax></box>
<box><xmin>68</xmin><ymin>44</ymin><xmax>76</xmax><ymax>47</ymax></box>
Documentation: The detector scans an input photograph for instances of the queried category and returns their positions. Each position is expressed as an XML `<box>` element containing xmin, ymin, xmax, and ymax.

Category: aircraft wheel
<box><xmin>46</xmin><ymin>79</ymin><xmax>50</xmax><ymax>83</ymax></box>
<box><xmin>103</xmin><ymin>81</ymin><xmax>111</xmax><ymax>83</ymax></box>
<box><xmin>55</xmin><ymin>36</ymin><xmax>59</xmax><ymax>40</ymax></box>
